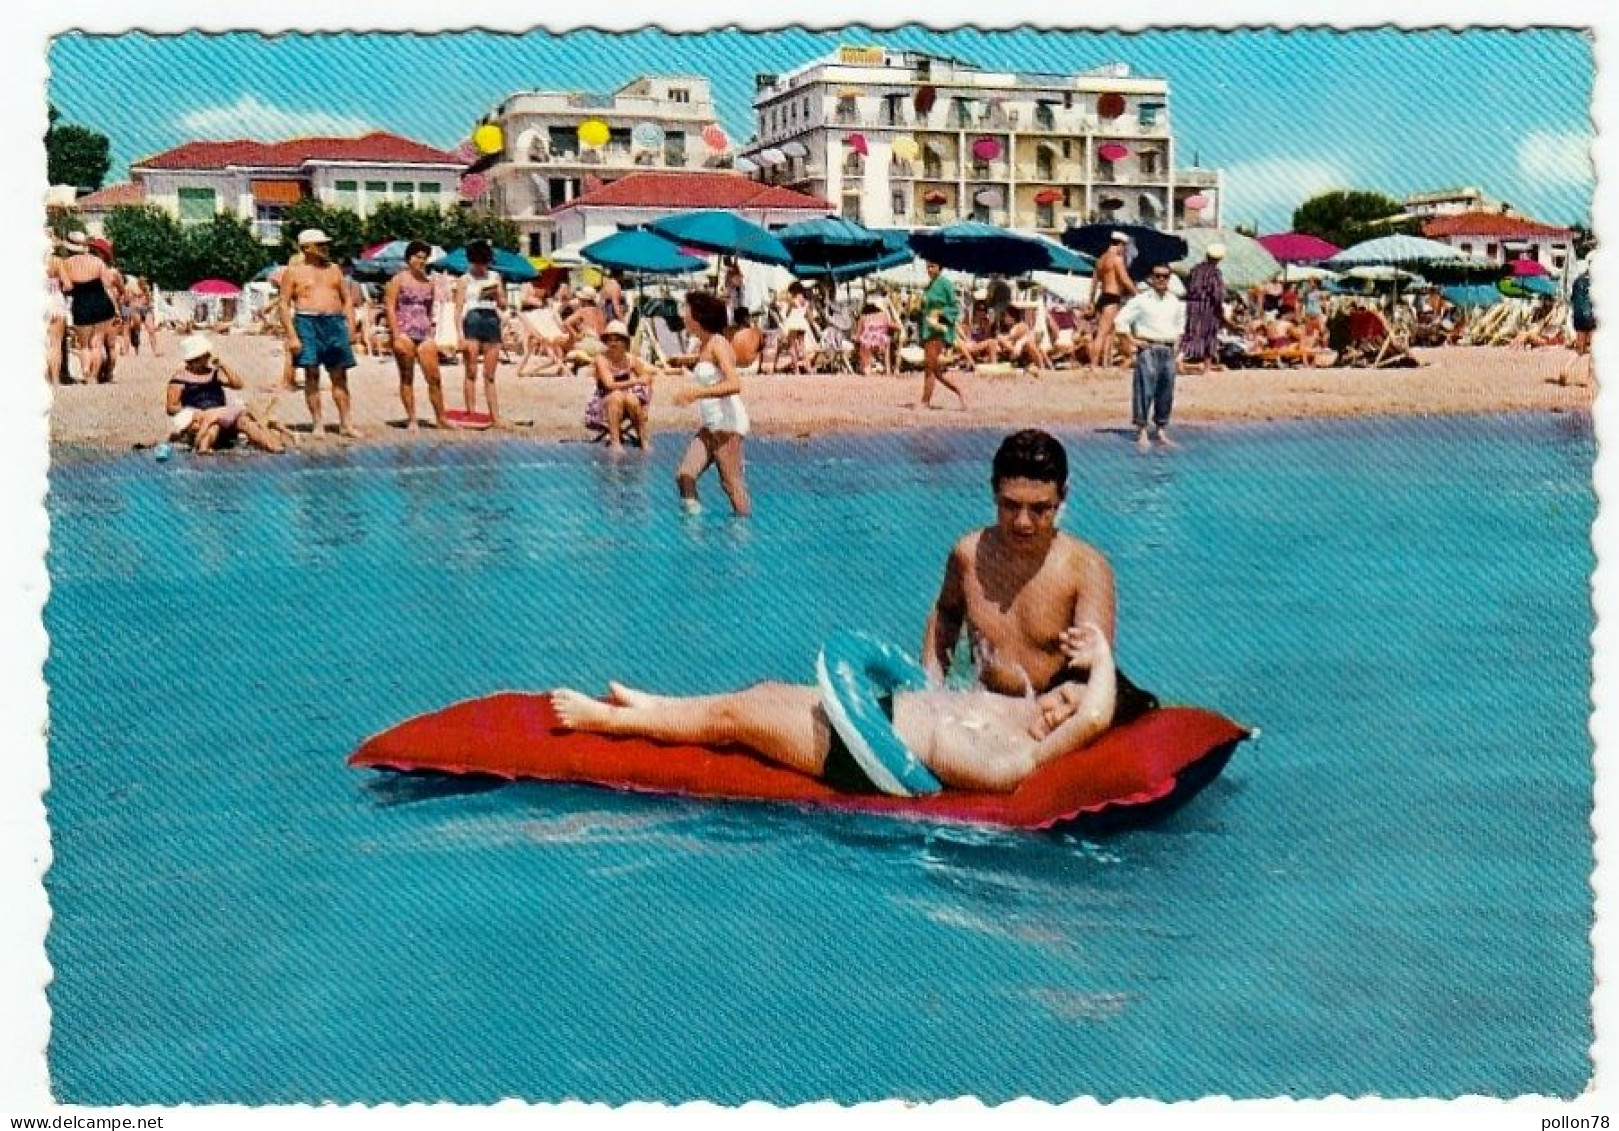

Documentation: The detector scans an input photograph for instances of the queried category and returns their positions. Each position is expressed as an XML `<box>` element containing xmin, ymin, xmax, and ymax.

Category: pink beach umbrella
<box><xmin>1510</xmin><ymin>257</ymin><xmax>1550</xmax><ymax>278</ymax></box>
<box><xmin>1257</xmin><ymin>232</ymin><xmax>1342</xmax><ymax>264</ymax></box>
<box><xmin>846</xmin><ymin>133</ymin><xmax>869</xmax><ymax>157</ymax></box>
<box><xmin>459</xmin><ymin>173</ymin><xmax>489</xmax><ymax>201</ymax></box>
<box><xmin>189</xmin><ymin>278</ymin><xmax>241</xmax><ymax>296</ymax></box>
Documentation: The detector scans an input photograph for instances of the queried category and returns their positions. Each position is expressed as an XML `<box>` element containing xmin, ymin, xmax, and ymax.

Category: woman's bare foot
<box><xmin>340</xmin><ymin>426</ymin><xmax>364</xmax><ymax>439</ymax></box>
<box><xmin>606</xmin><ymin>681</ymin><xmax>658</xmax><ymax>710</ymax></box>
<box><xmin>552</xmin><ymin>688</ymin><xmax>617</xmax><ymax>732</ymax></box>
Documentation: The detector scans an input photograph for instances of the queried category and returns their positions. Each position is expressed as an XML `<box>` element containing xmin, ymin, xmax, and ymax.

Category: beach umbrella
<box><xmin>631</xmin><ymin>122</ymin><xmax>665</xmax><ymax>150</ymax></box>
<box><xmin>732</xmin><ymin>155</ymin><xmax>759</xmax><ymax>174</ymax></box>
<box><xmin>580</xmin><ymin>230</ymin><xmax>707</xmax><ymax>275</ymax></box>
<box><xmin>781</xmin><ymin>141</ymin><xmax>810</xmax><ymax>159</ymax></box>
<box><xmin>702</xmin><ymin>124</ymin><xmax>730</xmax><ymax>152</ymax></box>
<box><xmin>1063</xmin><ymin>222</ymin><xmax>1188</xmax><ymax>275</ymax></box>
<box><xmin>1257</xmin><ymin>232</ymin><xmax>1342</xmax><ymax>264</ymax></box>
<box><xmin>1442</xmin><ymin>284</ymin><xmax>1504</xmax><ymax>309</ymax></box>
<box><xmin>909</xmin><ymin>220</ymin><xmax>1092</xmax><ymax>277</ymax></box>
<box><xmin>646</xmin><ymin>210</ymin><xmax>793</xmax><ymax>266</ymax></box>
<box><xmin>1499</xmin><ymin>275</ymin><xmax>1558</xmax><ymax>299</ymax></box>
<box><xmin>892</xmin><ymin>136</ymin><xmax>920</xmax><ymax>161</ymax></box>
<box><xmin>789</xmin><ymin>246</ymin><xmax>915</xmax><ymax>282</ymax></box>
<box><xmin>431</xmin><ymin>246</ymin><xmax>539</xmax><ymax>282</ymax></box>
<box><xmin>1097</xmin><ymin>142</ymin><xmax>1130</xmax><ymax>163</ymax></box>
<box><xmin>1170</xmin><ymin>228</ymin><xmax>1281</xmax><ymax>290</ymax></box>
<box><xmin>1324</xmin><ymin>234</ymin><xmax>1489</xmax><ymax>272</ymax></box>
<box><xmin>1278</xmin><ymin>265</ymin><xmax>1340</xmax><ymax>282</ymax></box>
<box><xmin>778</xmin><ymin>215</ymin><xmax>887</xmax><ymax>268</ymax></box>
<box><xmin>1509</xmin><ymin>257</ymin><xmax>1551</xmax><ymax>278</ymax></box>
<box><xmin>362</xmin><ymin>239</ymin><xmax>445</xmax><ymax>262</ymax></box>
<box><xmin>190</xmin><ymin>278</ymin><xmax>241</xmax><ymax>296</ymax></box>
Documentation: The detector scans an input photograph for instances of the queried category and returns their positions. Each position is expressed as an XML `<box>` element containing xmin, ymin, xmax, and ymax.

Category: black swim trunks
<box><xmin>820</xmin><ymin>692</ymin><xmax>893</xmax><ymax>795</ymax></box>
<box><xmin>1096</xmin><ymin>293</ymin><xmax>1123</xmax><ymax>311</ymax></box>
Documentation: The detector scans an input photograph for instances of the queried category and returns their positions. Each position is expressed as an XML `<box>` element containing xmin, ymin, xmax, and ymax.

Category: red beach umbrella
<box><xmin>1098</xmin><ymin>142</ymin><xmax>1130</xmax><ymax>163</ymax></box>
<box><xmin>847</xmin><ymin>133</ymin><xmax>869</xmax><ymax>157</ymax></box>
<box><xmin>1097</xmin><ymin>93</ymin><xmax>1126</xmax><ymax>120</ymax></box>
<box><xmin>702</xmin><ymin>124</ymin><xmax>729</xmax><ymax>152</ymax></box>
<box><xmin>924</xmin><ymin>189</ymin><xmax>949</xmax><ymax>205</ymax></box>
<box><xmin>1256</xmin><ymin>232</ymin><xmax>1343</xmax><ymax>264</ymax></box>
<box><xmin>914</xmin><ymin>85</ymin><xmax>937</xmax><ymax>114</ymax></box>
<box><xmin>1510</xmin><ymin>257</ymin><xmax>1550</xmax><ymax>278</ymax></box>
<box><xmin>1033</xmin><ymin>188</ymin><xmax>1063</xmax><ymax>205</ymax></box>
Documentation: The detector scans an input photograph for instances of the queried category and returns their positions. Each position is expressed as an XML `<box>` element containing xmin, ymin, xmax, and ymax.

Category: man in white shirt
<box><xmin>1115</xmin><ymin>265</ymin><xmax>1186</xmax><ymax>450</ymax></box>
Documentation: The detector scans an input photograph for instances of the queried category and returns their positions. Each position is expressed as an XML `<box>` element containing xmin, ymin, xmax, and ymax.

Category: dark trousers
<box><xmin>1131</xmin><ymin>342</ymin><xmax>1177</xmax><ymax>428</ymax></box>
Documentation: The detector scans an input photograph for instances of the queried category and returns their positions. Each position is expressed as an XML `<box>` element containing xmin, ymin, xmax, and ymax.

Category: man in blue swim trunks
<box><xmin>281</xmin><ymin>229</ymin><xmax>362</xmax><ymax>439</ymax></box>
<box><xmin>923</xmin><ymin>428</ymin><xmax>1156</xmax><ymax>721</ymax></box>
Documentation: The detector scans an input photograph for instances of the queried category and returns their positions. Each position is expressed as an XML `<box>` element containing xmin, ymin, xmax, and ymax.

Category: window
<box><xmin>1139</xmin><ymin>102</ymin><xmax>1160</xmax><ymax>127</ymax></box>
<box><xmin>549</xmin><ymin>178</ymin><xmax>570</xmax><ymax>208</ymax></box>
<box><xmin>1553</xmin><ymin>253</ymin><xmax>1567</xmax><ymax>270</ymax></box>
<box><xmin>972</xmin><ymin>159</ymin><xmax>990</xmax><ymax>177</ymax></box>
<box><xmin>528</xmin><ymin>232</ymin><xmax>543</xmax><ymax>257</ymax></box>
<box><xmin>669</xmin><ymin>87</ymin><xmax>690</xmax><ymax>104</ymax></box>
<box><xmin>549</xmin><ymin>127</ymin><xmax>579</xmax><ymax>158</ymax></box>
<box><xmin>1486</xmin><ymin>242</ymin><xmax>1498</xmax><ymax>257</ymax></box>
<box><xmin>665</xmin><ymin>131</ymin><xmax>687</xmax><ymax>165</ymax></box>
<box><xmin>418</xmin><ymin>182</ymin><xmax>442</xmax><ymax>207</ymax></box>
<box><xmin>177</xmin><ymin>186</ymin><xmax>216</xmax><ymax>224</ymax></box>
<box><xmin>333</xmin><ymin>180</ymin><xmax>358</xmax><ymax>211</ymax></box>
<box><xmin>804</xmin><ymin>96</ymin><xmax>811</xmax><ymax>119</ymax></box>
<box><xmin>1139</xmin><ymin>151</ymin><xmax>1160</xmax><ymax>176</ymax></box>
<box><xmin>1036</xmin><ymin>202</ymin><xmax>1055</xmax><ymax>229</ymax></box>
<box><xmin>1459</xmin><ymin>243</ymin><xmax>1472</xmax><ymax>255</ymax></box>
<box><xmin>1035</xmin><ymin>148</ymin><xmax>1055</xmax><ymax>180</ymax></box>
<box><xmin>1062</xmin><ymin>140</ymin><xmax>1071</xmax><ymax>158</ymax></box>
<box><xmin>892</xmin><ymin>190</ymin><xmax>907</xmax><ymax>218</ymax></box>
<box><xmin>392</xmin><ymin>181</ymin><xmax>414</xmax><ymax>202</ymax></box>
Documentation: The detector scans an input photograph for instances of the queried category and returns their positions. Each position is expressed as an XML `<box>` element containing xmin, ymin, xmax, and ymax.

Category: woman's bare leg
<box><xmin>481</xmin><ymin>344</ymin><xmax>502</xmax><ymax>424</ymax></box>
<box><xmin>712</xmin><ymin>431</ymin><xmax>752</xmax><ymax>517</ymax></box>
<box><xmin>675</xmin><ymin>431</ymin><xmax>714</xmax><ymax>509</ymax></box>
<box><xmin>553</xmin><ymin>682</ymin><xmax>829</xmax><ymax>777</ymax></box>
<box><xmin>45</xmin><ymin>317</ymin><xmax>65</xmax><ymax>384</ymax></box>
<box><xmin>394</xmin><ymin>337</ymin><xmax>419</xmax><ymax>429</ymax></box>
<box><xmin>419</xmin><ymin>343</ymin><xmax>447</xmax><ymax>425</ymax></box>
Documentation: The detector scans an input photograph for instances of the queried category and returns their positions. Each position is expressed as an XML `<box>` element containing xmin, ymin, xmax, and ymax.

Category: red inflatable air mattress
<box><xmin>350</xmin><ymin>692</ymin><xmax>1250</xmax><ymax>831</ymax></box>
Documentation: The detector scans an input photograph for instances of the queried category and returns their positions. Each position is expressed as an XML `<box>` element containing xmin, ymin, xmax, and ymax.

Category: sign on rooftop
<box><xmin>838</xmin><ymin>44</ymin><xmax>885</xmax><ymax>66</ymax></box>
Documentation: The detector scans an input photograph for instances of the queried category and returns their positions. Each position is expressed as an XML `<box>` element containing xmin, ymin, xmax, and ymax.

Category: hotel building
<box><xmin>481</xmin><ymin>76</ymin><xmax>736</xmax><ymax>257</ymax></box>
<box><xmin>739</xmin><ymin>45</ymin><xmax>1221</xmax><ymax>235</ymax></box>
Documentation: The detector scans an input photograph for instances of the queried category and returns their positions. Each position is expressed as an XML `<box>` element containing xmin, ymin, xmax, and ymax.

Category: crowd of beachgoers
<box><xmin>46</xmin><ymin>225</ymin><xmax>1595</xmax><ymax>507</ymax></box>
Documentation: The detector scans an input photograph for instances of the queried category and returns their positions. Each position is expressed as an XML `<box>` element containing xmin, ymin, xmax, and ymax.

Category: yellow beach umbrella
<box><xmin>578</xmin><ymin>119</ymin><xmax>610</xmax><ymax>149</ymax></box>
<box><xmin>472</xmin><ymin>123</ymin><xmax>504</xmax><ymax>155</ymax></box>
<box><xmin>891</xmin><ymin>135</ymin><xmax>920</xmax><ymax>161</ymax></box>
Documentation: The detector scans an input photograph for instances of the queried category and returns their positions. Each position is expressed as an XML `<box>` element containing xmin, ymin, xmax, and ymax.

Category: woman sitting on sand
<box><xmin>166</xmin><ymin>334</ymin><xmax>284</xmax><ymax>455</ymax></box>
<box><xmin>553</xmin><ymin>623</ymin><xmax>1116</xmax><ymax>795</ymax></box>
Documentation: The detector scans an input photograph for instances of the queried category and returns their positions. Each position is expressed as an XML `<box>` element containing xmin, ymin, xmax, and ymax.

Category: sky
<box><xmin>47</xmin><ymin>26</ymin><xmax>1595</xmax><ymax>236</ymax></box>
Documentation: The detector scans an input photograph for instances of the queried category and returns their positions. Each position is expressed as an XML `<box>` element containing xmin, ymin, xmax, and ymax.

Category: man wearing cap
<box><xmin>166</xmin><ymin>335</ymin><xmax>285</xmax><ymax>454</ymax></box>
<box><xmin>280</xmin><ymin>229</ymin><xmax>360</xmax><ymax>438</ymax></box>
<box><xmin>1087</xmin><ymin>231</ymin><xmax>1135</xmax><ymax>368</ymax></box>
<box><xmin>1115</xmin><ymin>263</ymin><xmax>1186</xmax><ymax>450</ymax></box>
<box><xmin>1182</xmin><ymin>243</ymin><xmax>1227</xmax><ymax>374</ymax></box>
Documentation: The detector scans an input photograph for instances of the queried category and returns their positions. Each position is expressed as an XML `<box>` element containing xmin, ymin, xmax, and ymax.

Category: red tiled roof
<box><xmin>550</xmin><ymin>171</ymin><xmax>831</xmax><ymax>214</ymax></box>
<box><xmin>1423</xmin><ymin>211</ymin><xmax>1574</xmax><ymax>239</ymax></box>
<box><xmin>77</xmin><ymin>182</ymin><xmax>145</xmax><ymax>210</ymax></box>
<box><xmin>134</xmin><ymin>131</ymin><xmax>461</xmax><ymax>171</ymax></box>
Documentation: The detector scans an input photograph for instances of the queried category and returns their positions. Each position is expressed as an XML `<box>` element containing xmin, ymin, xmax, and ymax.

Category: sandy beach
<box><xmin>48</xmin><ymin>332</ymin><xmax>1593</xmax><ymax>456</ymax></box>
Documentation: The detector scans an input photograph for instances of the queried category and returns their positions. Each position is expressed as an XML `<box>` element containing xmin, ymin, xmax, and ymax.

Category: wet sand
<box><xmin>47</xmin><ymin>331</ymin><xmax>1593</xmax><ymax>457</ymax></box>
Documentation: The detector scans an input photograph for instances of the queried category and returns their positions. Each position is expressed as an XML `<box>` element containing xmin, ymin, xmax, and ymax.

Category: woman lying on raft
<box><xmin>553</xmin><ymin>624</ymin><xmax>1116</xmax><ymax>795</ymax></box>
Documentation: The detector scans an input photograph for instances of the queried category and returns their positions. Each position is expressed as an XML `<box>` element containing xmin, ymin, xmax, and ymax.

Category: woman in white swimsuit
<box><xmin>672</xmin><ymin>291</ymin><xmax>752</xmax><ymax>517</ymax></box>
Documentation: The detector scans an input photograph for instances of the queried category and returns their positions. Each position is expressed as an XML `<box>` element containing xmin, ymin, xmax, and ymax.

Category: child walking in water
<box><xmin>672</xmin><ymin>291</ymin><xmax>752</xmax><ymax>517</ymax></box>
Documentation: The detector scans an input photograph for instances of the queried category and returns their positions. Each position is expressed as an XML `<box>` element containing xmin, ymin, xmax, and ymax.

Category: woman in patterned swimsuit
<box><xmin>383</xmin><ymin>241</ymin><xmax>449</xmax><ymax>431</ymax></box>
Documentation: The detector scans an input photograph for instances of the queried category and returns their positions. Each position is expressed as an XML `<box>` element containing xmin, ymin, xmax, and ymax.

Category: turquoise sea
<box><xmin>43</xmin><ymin>414</ymin><xmax>1594</xmax><ymax>1103</ymax></box>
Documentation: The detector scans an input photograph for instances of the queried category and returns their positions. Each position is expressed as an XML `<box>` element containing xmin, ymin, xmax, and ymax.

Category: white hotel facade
<box><xmin>739</xmin><ymin>45</ymin><xmax>1221</xmax><ymax>235</ymax></box>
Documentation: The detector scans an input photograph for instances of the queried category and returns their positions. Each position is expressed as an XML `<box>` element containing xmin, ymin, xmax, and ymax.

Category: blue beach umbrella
<box><xmin>581</xmin><ymin>229</ymin><xmax>707</xmax><ymax>275</ymax></box>
<box><xmin>645</xmin><ymin>210</ymin><xmax>793</xmax><ymax>266</ymax></box>
<box><xmin>909</xmin><ymin>220</ymin><xmax>1091</xmax><ymax>276</ymax></box>
<box><xmin>1499</xmin><ymin>275</ymin><xmax>1559</xmax><ymax>300</ymax></box>
<box><xmin>778</xmin><ymin>215</ymin><xmax>888</xmax><ymax>269</ymax></box>
<box><xmin>431</xmin><ymin>246</ymin><xmax>539</xmax><ymax>282</ymax></box>
<box><xmin>1442</xmin><ymin>284</ymin><xmax>1505</xmax><ymax>309</ymax></box>
<box><xmin>1062</xmin><ymin>222</ymin><xmax>1188</xmax><ymax>275</ymax></box>
<box><xmin>789</xmin><ymin>246</ymin><xmax>916</xmax><ymax>282</ymax></box>
<box><xmin>1324</xmin><ymin>234</ymin><xmax>1488</xmax><ymax>272</ymax></box>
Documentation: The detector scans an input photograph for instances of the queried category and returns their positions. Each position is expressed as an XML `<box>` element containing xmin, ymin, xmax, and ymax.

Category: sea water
<box><xmin>42</xmin><ymin>414</ymin><xmax>1594</xmax><ymax>1103</ymax></box>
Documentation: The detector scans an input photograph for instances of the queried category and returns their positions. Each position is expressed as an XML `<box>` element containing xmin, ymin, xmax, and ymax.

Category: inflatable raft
<box><xmin>349</xmin><ymin>691</ymin><xmax>1249</xmax><ymax>832</ymax></box>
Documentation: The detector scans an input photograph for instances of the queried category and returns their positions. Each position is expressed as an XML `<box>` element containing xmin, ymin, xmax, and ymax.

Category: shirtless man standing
<box><xmin>1088</xmin><ymin>231</ymin><xmax>1134</xmax><ymax>368</ymax></box>
<box><xmin>923</xmin><ymin>428</ymin><xmax>1155</xmax><ymax>717</ymax></box>
<box><xmin>280</xmin><ymin>230</ymin><xmax>360</xmax><ymax>438</ymax></box>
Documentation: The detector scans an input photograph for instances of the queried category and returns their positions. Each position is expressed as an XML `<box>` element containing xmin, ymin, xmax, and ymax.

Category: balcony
<box><xmin>252</xmin><ymin>220</ymin><xmax>283</xmax><ymax>243</ymax></box>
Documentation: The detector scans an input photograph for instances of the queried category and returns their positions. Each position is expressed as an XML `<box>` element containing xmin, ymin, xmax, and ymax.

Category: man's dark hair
<box><xmin>686</xmin><ymin>290</ymin><xmax>728</xmax><ymax>334</ymax></box>
<box><xmin>991</xmin><ymin>430</ymin><xmax>1068</xmax><ymax>493</ymax></box>
<box><xmin>466</xmin><ymin>239</ymin><xmax>493</xmax><ymax>265</ymax></box>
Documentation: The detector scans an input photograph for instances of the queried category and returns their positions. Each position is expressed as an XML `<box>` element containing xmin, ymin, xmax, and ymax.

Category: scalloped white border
<box><xmin>3</xmin><ymin>2</ymin><xmax>1612</xmax><ymax>1127</ymax></box>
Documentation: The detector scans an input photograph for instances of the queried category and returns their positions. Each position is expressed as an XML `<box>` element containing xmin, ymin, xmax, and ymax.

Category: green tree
<box><xmin>277</xmin><ymin>199</ymin><xmax>367</xmax><ymax>262</ymax></box>
<box><xmin>180</xmin><ymin>213</ymin><xmax>274</xmax><ymax>286</ymax></box>
<box><xmin>46</xmin><ymin>120</ymin><xmax>111</xmax><ymax>192</ymax></box>
<box><xmin>102</xmin><ymin>205</ymin><xmax>188</xmax><ymax>288</ymax></box>
<box><xmin>442</xmin><ymin>206</ymin><xmax>520</xmax><ymax>250</ymax></box>
<box><xmin>362</xmin><ymin>202</ymin><xmax>451</xmax><ymax>247</ymax></box>
<box><xmin>1291</xmin><ymin>190</ymin><xmax>1417</xmax><ymax>250</ymax></box>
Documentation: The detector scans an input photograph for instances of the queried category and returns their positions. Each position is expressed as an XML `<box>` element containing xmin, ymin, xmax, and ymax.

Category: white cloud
<box><xmin>1517</xmin><ymin>130</ymin><xmax>1594</xmax><ymax>188</ymax></box>
<box><xmin>177</xmin><ymin>95</ymin><xmax>374</xmax><ymax>140</ymax></box>
<box><xmin>1218</xmin><ymin>155</ymin><xmax>1356</xmax><ymax>229</ymax></box>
